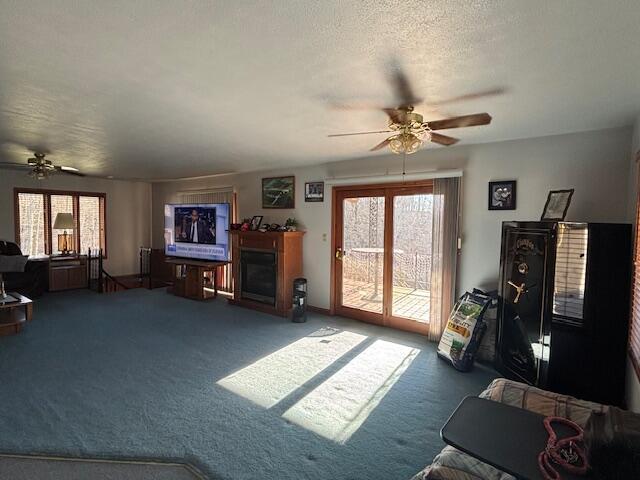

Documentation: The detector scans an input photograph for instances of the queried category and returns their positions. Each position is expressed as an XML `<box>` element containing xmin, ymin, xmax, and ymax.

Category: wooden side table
<box><xmin>165</xmin><ymin>258</ymin><xmax>229</xmax><ymax>301</ymax></box>
<box><xmin>0</xmin><ymin>292</ymin><xmax>33</xmax><ymax>336</ymax></box>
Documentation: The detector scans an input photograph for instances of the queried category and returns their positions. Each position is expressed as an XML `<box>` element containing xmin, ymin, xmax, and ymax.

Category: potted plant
<box><xmin>285</xmin><ymin>218</ymin><xmax>298</xmax><ymax>232</ymax></box>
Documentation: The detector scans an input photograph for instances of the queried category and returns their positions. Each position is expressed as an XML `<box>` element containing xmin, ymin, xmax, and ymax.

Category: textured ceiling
<box><xmin>0</xmin><ymin>0</ymin><xmax>639</xmax><ymax>180</ymax></box>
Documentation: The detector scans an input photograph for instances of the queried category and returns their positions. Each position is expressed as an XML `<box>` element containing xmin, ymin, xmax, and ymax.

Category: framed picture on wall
<box><xmin>305</xmin><ymin>181</ymin><xmax>324</xmax><ymax>202</ymax></box>
<box><xmin>262</xmin><ymin>176</ymin><xmax>295</xmax><ymax>209</ymax></box>
<box><xmin>488</xmin><ymin>180</ymin><xmax>517</xmax><ymax>210</ymax></box>
<box><xmin>541</xmin><ymin>189</ymin><xmax>574</xmax><ymax>221</ymax></box>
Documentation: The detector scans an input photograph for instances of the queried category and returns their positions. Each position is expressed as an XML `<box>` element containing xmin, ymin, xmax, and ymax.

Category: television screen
<box><xmin>164</xmin><ymin>203</ymin><xmax>230</xmax><ymax>261</ymax></box>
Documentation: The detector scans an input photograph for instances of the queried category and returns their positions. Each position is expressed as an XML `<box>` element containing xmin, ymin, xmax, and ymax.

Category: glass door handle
<box><xmin>335</xmin><ymin>248</ymin><xmax>344</xmax><ymax>260</ymax></box>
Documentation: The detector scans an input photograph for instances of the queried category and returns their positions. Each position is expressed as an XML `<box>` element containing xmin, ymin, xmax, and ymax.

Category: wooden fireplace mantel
<box><xmin>228</xmin><ymin>230</ymin><xmax>305</xmax><ymax>317</ymax></box>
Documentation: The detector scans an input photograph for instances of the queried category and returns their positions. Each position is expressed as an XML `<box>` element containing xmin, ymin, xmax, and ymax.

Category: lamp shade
<box><xmin>53</xmin><ymin>213</ymin><xmax>75</xmax><ymax>230</ymax></box>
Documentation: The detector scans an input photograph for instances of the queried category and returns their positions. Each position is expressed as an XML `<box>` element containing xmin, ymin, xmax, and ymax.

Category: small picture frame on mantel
<box><xmin>250</xmin><ymin>215</ymin><xmax>263</xmax><ymax>231</ymax></box>
<box><xmin>488</xmin><ymin>180</ymin><xmax>517</xmax><ymax>211</ymax></box>
<box><xmin>541</xmin><ymin>189</ymin><xmax>574</xmax><ymax>221</ymax></box>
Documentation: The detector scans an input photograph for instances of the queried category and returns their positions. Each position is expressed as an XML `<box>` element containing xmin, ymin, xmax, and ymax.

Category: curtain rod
<box><xmin>324</xmin><ymin>169</ymin><xmax>462</xmax><ymax>186</ymax></box>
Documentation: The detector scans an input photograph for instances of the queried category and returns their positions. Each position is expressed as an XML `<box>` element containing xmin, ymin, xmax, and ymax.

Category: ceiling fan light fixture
<box><xmin>29</xmin><ymin>167</ymin><xmax>49</xmax><ymax>180</ymax></box>
<box><xmin>389</xmin><ymin>132</ymin><xmax>422</xmax><ymax>155</ymax></box>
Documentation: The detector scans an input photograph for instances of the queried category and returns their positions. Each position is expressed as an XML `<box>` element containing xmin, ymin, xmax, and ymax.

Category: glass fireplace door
<box><xmin>240</xmin><ymin>250</ymin><xmax>277</xmax><ymax>305</ymax></box>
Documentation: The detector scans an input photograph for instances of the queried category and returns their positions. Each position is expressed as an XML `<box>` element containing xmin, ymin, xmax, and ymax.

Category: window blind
<box><xmin>15</xmin><ymin>189</ymin><xmax>106</xmax><ymax>257</ymax></box>
<box><xmin>553</xmin><ymin>223</ymin><xmax>588</xmax><ymax>324</ymax></box>
<box><xmin>17</xmin><ymin>192</ymin><xmax>46</xmax><ymax>256</ymax></box>
<box><xmin>51</xmin><ymin>194</ymin><xmax>74</xmax><ymax>255</ymax></box>
<box><xmin>79</xmin><ymin>196</ymin><xmax>104</xmax><ymax>254</ymax></box>
<box><xmin>631</xmin><ymin>175</ymin><xmax>640</xmax><ymax>378</ymax></box>
<box><xmin>178</xmin><ymin>188</ymin><xmax>233</xmax><ymax>206</ymax></box>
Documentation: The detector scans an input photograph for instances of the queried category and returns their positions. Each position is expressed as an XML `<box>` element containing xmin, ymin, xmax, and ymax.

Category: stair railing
<box><xmin>87</xmin><ymin>248</ymin><xmax>130</xmax><ymax>293</ymax></box>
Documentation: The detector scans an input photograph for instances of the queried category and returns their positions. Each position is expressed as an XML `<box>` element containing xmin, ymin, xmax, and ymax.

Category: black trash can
<box><xmin>292</xmin><ymin>278</ymin><xmax>307</xmax><ymax>323</ymax></box>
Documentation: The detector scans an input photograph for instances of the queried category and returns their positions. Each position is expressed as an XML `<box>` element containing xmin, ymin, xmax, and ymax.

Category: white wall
<box><xmin>0</xmin><ymin>170</ymin><xmax>152</xmax><ymax>276</ymax></box>
<box><xmin>153</xmin><ymin>126</ymin><xmax>632</xmax><ymax>310</ymax></box>
<box><xmin>626</xmin><ymin>116</ymin><xmax>640</xmax><ymax>413</ymax></box>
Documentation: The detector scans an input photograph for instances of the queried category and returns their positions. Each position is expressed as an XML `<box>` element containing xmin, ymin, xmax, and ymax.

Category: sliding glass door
<box><xmin>333</xmin><ymin>183</ymin><xmax>433</xmax><ymax>335</ymax></box>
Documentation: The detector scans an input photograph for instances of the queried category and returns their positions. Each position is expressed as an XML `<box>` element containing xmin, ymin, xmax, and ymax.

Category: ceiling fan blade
<box><xmin>427</xmin><ymin>113</ymin><xmax>492</xmax><ymax>131</ymax></box>
<box><xmin>370</xmin><ymin>138</ymin><xmax>391</xmax><ymax>152</ymax></box>
<box><xmin>55</xmin><ymin>166</ymin><xmax>85</xmax><ymax>176</ymax></box>
<box><xmin>382</xmin><ymin>108</ymin><xmax>408</xmax><ymax>123</ymax></box>
<box><xmin>429</xmin><ymin>132</ymin><xmax>460</xmax><ymax>146</ymax></box>
<box><xmin>329</xmin><ymin>101</ymin><xmax>392</xmax><ymax>111</ymax></box>
<box><xmin>328</xmin><ymin>130</ymin><xmax>393</xmax><ymax>137</ymax></box>
<box><xmin>428</xmin><ymin>88</ymin><xmax>505</xmax><ymax>107</ymax></box>
<box><xmin>388</xmin><ymin>67</ymin><xmax>422</xmax><ymax>108</ymax></box>
<box><xmin>329</xmin><ymin>104</ymin><xmax>407</xmax><ymax>123</ymax></box>
<box><xmin>0</xmin><ymin>162</ymin><xmax>30</xmax><ymax>169</ymax></box>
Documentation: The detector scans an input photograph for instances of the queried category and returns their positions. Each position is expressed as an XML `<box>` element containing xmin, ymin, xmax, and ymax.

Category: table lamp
<box><xmin>53</xmin><ymin>213</ymin><xmax>75</xmax><ymax>255</ymax></box>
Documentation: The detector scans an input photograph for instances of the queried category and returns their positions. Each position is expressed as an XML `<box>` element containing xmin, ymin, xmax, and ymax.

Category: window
<box><xmin>16</xmin><ymin>192</ymin><xmax>46</xmax><ymax>256</ymax></box>
<box><xmin>14</xmin><ymin>189</ymin><xmax>106</xmax><ymax>257</ymax></box>
<box><xmin>78</xmin><ymin>196</ymin><xmax>102</xmax><ymax>255</ymax></box>
<box><xmin>553</xmin><ymin>223</ymin><xmax>588</xmax><ymax>324</ymax></box>
<box><xmin>50</xmin><ymin>194</ymin><xmax>74</xmax><ymax>255</ymax></box>
<box><xmin>632</xmin><ymin>158</ymin><xmax>640</xmax><ymax>379</ymax></box>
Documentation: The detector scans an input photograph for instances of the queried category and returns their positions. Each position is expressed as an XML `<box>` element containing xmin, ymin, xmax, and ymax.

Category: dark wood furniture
<box><xmin>441</xmin><ymin>396</ymin><xmax>587</xmax><ymax>480</ymax></box>
<box><xmin>496</xmin><ymin>221</ymin><xmax>632</xmax><ymax>407</ymax></box>
<box><xmin>0</xmin><ymin>241</ymin><xmax>48</xmax><ymax>297</ymax></box>
<box><xmin>165</xmin><ymin>257</ymin><xmax>228</xmax><ymax>300</ymax></box>
<box><xmin>49</xmin><ymin>255</ymin><xmax>88</xmax><ymax>291</ymax></box>
<box><xmin>149</xmin><ymin>249</ymin><xmax>175</xmax><ymax>288</ymax></box>
<box><xmin>0</xmin><ymin>292</ymin><xmax>33</xmax><ymax>336</ymax></box>
<box><xmin>228</xmin><ymin>230</ymin><xmax>304</xmax><ymax>317</ymax></box>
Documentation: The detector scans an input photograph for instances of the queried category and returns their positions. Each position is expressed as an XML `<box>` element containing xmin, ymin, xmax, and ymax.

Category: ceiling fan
<box><xmin>0</xmin><ymin>152</ymin><xmax>84</xmax><ymax>180</ymax></box>
<box><xmin>328</xmin><ymin>65</ymin><xmax>498</xmax><ymax>154</ymax></box>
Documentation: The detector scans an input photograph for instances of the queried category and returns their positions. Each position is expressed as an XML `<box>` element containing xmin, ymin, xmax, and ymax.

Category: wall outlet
<box><xmin>322</xmin><ymin>233</ymin><xmax>327</xmax><ymax>242</ymax></box>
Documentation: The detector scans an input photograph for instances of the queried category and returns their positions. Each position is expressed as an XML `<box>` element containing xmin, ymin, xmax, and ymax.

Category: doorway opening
<box><xmin>331</xmin><ymin>181</ymin><xmax>434</xmax><ymax>335</ymax></box>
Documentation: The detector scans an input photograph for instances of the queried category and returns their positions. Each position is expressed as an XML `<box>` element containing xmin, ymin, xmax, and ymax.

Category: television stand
<box><xmin>165</xmin><ymin>258</ymin><xmax>229</xmax><ymax>301</ymax></box>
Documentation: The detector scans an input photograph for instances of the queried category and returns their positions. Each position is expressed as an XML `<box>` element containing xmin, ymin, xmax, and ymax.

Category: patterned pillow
<box><xmin>479</xmin><ymin>378</ymin><xmax>607</xmax><ymax>427</ymax></box>
<box><xmin>410</xmin><ymin>445</ymin><xmax>514</xmax><ymax>480</ymax></box>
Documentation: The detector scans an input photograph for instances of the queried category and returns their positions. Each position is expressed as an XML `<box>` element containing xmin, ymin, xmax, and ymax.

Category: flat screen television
<box><xmin>164</xmin><ymin>203</ymin><xmax>230</xmax><ymax>262</ymax></box>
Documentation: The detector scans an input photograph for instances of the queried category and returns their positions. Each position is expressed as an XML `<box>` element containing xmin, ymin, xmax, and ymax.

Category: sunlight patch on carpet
<box><xmin>282</xmin><ymin>339</ymin><xmax>419</xmax><ymax>444</ymax></box>
<box><xmin>217</xmin><ymin>328</ymin><xmax>367</xmax><ymax>408</ymax></box>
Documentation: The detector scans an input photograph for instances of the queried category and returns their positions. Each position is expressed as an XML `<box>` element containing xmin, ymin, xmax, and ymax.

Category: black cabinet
<box><xmin>496</xmin><ymin>222</ymin><xmax>632</xmax><ymax>406</ymax></box>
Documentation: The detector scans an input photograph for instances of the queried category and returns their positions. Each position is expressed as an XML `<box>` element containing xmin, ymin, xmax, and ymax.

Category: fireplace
<box><xmin>240</xmin><ymin>250</ymin><xmax>277</xmax><ymax>305</ymax></box>
<box><xmin>229</xmin><ymin>230</ymin><xmax>304</xmax><ymax>317</ymax></box>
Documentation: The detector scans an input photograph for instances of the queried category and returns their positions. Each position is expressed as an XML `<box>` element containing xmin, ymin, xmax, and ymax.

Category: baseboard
<box><xmin>308</xmin><ymin>305</ymin><xmax>331</xmax><ymax>316</ymax></box>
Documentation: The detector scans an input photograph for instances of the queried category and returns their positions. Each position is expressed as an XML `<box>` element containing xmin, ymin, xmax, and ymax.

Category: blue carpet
<box><xmin>0</xmin><ymin>289</ymin><xmax>497</xmax><ymax>479</ymax></box>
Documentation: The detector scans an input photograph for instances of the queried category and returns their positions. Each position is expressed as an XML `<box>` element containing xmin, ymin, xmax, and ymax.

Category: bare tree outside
<box><xmin>16</xmin><ymin>192</ymin><xmax>104</xmax><ymax>257</ymax></box>
<box><xmin>341</xmin><ymin>194</ymin><xmax>433</xmax><ymax>322</ymax></box>
<box><xmin>18</xmin><ymin>193</ymin><xmax>46</xmax><ymax>256</ymax></box>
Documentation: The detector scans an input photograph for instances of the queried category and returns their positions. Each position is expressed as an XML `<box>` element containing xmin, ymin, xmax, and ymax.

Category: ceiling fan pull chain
<box><xmin>402</xmin><ymin>151</ymin><xmax>406</xmax><ymax>180</ymax></box>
